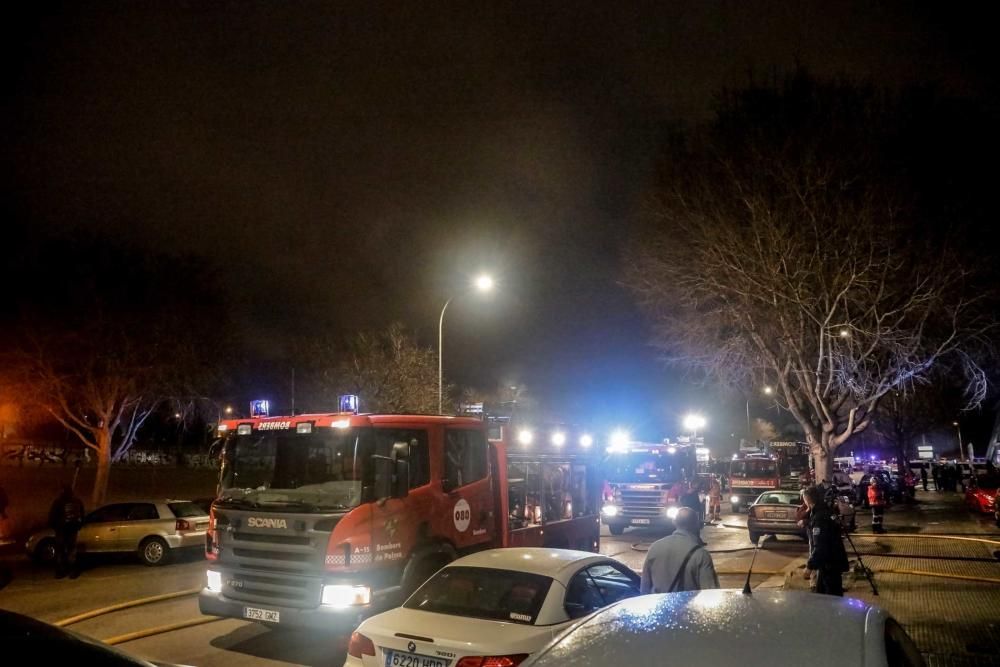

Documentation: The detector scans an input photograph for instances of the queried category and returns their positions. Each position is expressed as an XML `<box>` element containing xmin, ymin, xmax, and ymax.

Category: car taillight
<box><xmin>455</xmin><ymin>656</ymin><xmax>529</xmax><ymax>667</ymax></box>
<box><xmin>176</xmin><ymin>519</ymin><xmax>192</xmax><ymax>531</ymax></box>
<box><xmin>347</xmin><ymin>632</ymin><xmax>375</xmax><ymax>658</ymax></box>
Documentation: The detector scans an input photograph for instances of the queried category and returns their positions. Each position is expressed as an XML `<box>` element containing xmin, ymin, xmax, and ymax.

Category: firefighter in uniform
<box><xmin>867</xmin><ymin>476</ymin><xmax>887</xmax><ymax>533</ymax></box>
<box><xmin>708</xmin><ymin>475</ymin><xmax>723</xmax><ymax>523</ymax></box>
<box><xmin>802</xmin><ymin>485</ymin><xmax>849</xmax><ymax>596</ymax></box>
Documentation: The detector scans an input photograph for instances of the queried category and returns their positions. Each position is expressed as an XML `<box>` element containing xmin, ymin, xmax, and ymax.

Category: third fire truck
<box><xmin>728</xmin><ymin>451</ymin><xmax>781</xmax><ymax>513</ymax></box>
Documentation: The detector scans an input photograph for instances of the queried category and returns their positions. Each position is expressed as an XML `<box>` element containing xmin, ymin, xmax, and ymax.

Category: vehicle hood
<box><xmin>524</xmin><ymin>590</ymin><xmax>879</xmax><ymax>667</ymax></box>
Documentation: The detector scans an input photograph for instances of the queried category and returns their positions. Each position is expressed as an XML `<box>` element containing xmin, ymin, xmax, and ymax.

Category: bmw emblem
<box><xmin>407</xmin><ymin>641</ymin><xmax>417</xmax><ymax>653</ymax></box>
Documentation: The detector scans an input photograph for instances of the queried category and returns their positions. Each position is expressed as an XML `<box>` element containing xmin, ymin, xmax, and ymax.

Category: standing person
<box><xmin>708</xmin><ymin>475</ymin><xmax>723</xmax><ymax>523</ymax></box>
<box><xmin>802</xmin><ymin>485</ymin><xmax>849</xmax><ymax>596</ymax></box>
<box><xmin>920</xmin><ymin>466</ymin><xmax>928</xmax><ymax>492</ymax></box>
<box><xmin>48</xmin><ymin>485</ymin><xmax>84</xmax><ymax>579</ymax></box>
<box><xmin>641</xmin><ymin>507</ymin><xmax>719</xmax><ymax>593</ymax></box>
<box><xmin>931</xmin><ymin>464</ymin><xmax>941</xmax><ymax>492</ymax></box>
<box><xmin>867</xmin><ymin>476</ymin><xmax>886</xmax><ymax>534</ymax></box>
<box><xmin>680</xmin><ymin>480</ymin><xmax>704</xmax><ymax>525</ymax></box>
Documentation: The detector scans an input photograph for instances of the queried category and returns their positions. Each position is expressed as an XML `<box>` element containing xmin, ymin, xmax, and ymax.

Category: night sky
<box><xmin>4</xmin><ymin>2</ymin><xmax>997</xmax><ymax>446</ymax></box>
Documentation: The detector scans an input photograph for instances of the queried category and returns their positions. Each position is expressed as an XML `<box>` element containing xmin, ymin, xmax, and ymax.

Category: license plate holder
<box><xmin>764</xmin><ymin>511</ymin><xmax>782</xmax><ymax>519</ymax></box>
<box><xmin>630</xmin><ymin>518</ymin><xmax>651</xmax><ymax>525</ymax></box>
<box><xmin>385</xmin><ymin>650</ymin><xmax>448</xmax><ymax>667</ymax></box>
<box><xmin>243</xmin><ymin>606</ymin><xmax>280</xmax><ymax>623</ymax></box>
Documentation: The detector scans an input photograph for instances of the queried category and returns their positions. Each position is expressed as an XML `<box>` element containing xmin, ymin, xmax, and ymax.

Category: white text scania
<box><xmin>247</xmin><ymin>517</ymin><xmax>288</xmax><ymax>529</ymax></box>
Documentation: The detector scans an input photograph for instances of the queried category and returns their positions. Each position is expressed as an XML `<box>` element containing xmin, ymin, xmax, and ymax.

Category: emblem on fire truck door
<box><xmin>453</xmin><ymin>499</ymin><xmax>471</xmax><ymax>532</ymax></box>
<box><xmin>383</xmin><ymin>517</ymin><xmax>399</xmax><ymax>539</ymax></box>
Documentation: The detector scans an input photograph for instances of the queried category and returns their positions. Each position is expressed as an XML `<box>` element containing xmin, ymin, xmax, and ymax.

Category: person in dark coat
<box><xmin>48</xmin><ymin>485</ymin><xmax>85</xmax><ymax>579</ymax></box>
<box><xmin>802</xmin><ymin>485</ymin><xmax>849</xmax><ymax>596</ymax></box>
<box><xmin>920</xmin><ymin>466</ymin><xmax>928</xmax><ymax>492</ymax></box>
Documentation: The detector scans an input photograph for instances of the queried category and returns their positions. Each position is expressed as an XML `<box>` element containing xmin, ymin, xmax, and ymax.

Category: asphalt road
<box><xmin>0</xmin><ymin>510</ymin><xmax>806</xmax><ymax>667</ymax></box>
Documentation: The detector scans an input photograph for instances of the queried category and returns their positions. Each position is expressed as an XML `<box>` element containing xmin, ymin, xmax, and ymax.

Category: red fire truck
<box><xmin>728</xmin><ymin>451</ymin><xmax>781</xmax><ymax>513</ymax></box>
<box><xmin>600</xmin><ymin>442</ymin><xmax>698</xmax><ymax>535</ymax></box>
<box><xmin>199</xmin><ymin>412</ymin><xmax>600</xmax><ymax>631</ymax></box>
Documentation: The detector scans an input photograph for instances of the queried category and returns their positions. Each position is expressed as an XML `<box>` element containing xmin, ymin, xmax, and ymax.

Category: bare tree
<box><xmin>626</xmin><ymin>75</ymin><xmax>994</xmax><ymax>480</ymax></box>
<box><xmin>313</xmin><ymin>323</ymin><xmax>442</xmax><ymax>414</ymax></box>
<box><xmin>20</xmin><ymin>326</ymin><xmax>167</xmax><ymax>506</ymax></box>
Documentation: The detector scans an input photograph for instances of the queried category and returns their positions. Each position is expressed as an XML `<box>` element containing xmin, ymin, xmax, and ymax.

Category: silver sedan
<box><xmin>26</xmin><ymin>499</ymin><xmax>209</xmax><ymax>566</ymax></box>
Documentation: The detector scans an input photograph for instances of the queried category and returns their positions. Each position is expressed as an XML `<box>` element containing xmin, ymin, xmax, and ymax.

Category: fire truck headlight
<box><xmin>322</xmin><ymin>584</ymin><xmax>372</xmax><ymax>608</ymax></box>
<box><xmin>601</xmin><ymin>505</ymin><xmax>619</xmax><ymax>517</ymax></box>
<box><xmin>730</xmin><ymin>496</ymin><xmax>740</xmax><ymax>504</ymax></box>
<box><xmin>517</xmin><ymin>429</ymin><xmax>534</xmax><ymax>445</ymax></box>
<box><xmin>551</xmin><ymin>431</ymin><xmax>566</xmax><ymax>446</ymax></box>
<box><xmin>206</xmin><ymin>570</ymin><xmax>222</xmax><ymax>593</ymax></box>
<box><xmin>665</xmin><ymin>507</ymin><xmax>679</xmax><ymax>520</ymax></box>
<box><xmin>579</xmin><ymin>434</ymin><xmax>593</xmax><ymax>447</ymax></box>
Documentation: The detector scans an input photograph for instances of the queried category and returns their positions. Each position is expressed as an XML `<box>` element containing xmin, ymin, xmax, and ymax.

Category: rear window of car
<box><xmin>168</xmin><ymin>502</ymin><xmax>206</xmax><ymax>518</ymax></box>
<box><xmin>755</xmin><ymin>493</ymin><xmax>799</xmax><ymax>505</ymax></box>
<box><xmin>404</xmin><ymin>566</ymin><xmax>552</xmax><ymax>625</ymax></box>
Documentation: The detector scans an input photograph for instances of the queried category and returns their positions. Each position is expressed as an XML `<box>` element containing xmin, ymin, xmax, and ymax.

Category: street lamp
<box><xmin>746</xmin><ymin>386</ymin><xmax>775</xmax><ymax>433</ymax></box>
<box><xmin>952</xmin><ymin>421</ymin><xmax>964</xmax><ymax>461</ymax></box>
<box><xmin>224</xmin><ymin>406</ymin><xmax>233</xmax><ymax>415</ymax></box>
<box><xmin>683</xmin><ymin>413</ymin><xmax>707</xmax><ymax>440</ymax></box>
<box><xmin>439</xmin><ymin>274</ymin><xmax>495</xmax><ymax>414</ymax></box>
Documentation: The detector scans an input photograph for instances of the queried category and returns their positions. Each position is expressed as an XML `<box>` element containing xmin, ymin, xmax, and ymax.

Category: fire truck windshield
<box><xmin>730</xmin><ymin>459</ymin><xmax>778</xmax><ymax>478</ymax></box>
<box><xmin>605</xmin><ymin>451</ymin><xmax>693</xmax><ymax>484</ymax></box>
<box><xmin>219</xmin><ymin>428</ymin><xmax>369</xmax><ymax>511</ymax></box>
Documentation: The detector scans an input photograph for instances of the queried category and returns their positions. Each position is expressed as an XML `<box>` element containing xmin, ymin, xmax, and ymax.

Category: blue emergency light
<box><xmin>339</xmin><ymin>394</ymin><xmax>359</xmax><ymax>414</ymax></box>
<box><xmin>250</xmin><ymin>399</ymin><xmax>270</xmax><ymax>418</ymax></box>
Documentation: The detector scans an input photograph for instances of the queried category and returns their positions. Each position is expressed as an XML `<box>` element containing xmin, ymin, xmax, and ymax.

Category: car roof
<box><xmin>527</xmin><ymin>589</ymin><xmax>885</xmax><ymax>667</ymax></box>
<box><xmin>447</xmin><ymin>548</ymin><xmax>613</xmax><ymax>585</ymax></box>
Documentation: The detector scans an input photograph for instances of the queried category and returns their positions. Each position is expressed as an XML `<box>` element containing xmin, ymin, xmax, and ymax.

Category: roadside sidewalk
<box><xmin>783</xmin><ymin>490</ymin><xmax>1000</xmax><ymax>666</ymax></box>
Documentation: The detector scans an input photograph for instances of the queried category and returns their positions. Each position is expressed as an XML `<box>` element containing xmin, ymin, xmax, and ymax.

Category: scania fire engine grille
<box><xmin>620</xmin><ymin>489</ymin><xmax>664</xmax><ymax>518</ymax></box>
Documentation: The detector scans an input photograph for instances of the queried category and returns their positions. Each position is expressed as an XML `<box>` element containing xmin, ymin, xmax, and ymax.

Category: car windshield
<box><xmin>219</xmin><ymin>428</ymin><xmax>370</xmax><ymax>510</ymax></box>
<box><xmin>605</xmin><ymin>451</ymin><xmax>693</xmax><ymax>484</ymax></box>
<box><xmin>730</xmin><ymin>459</ymin><xmax>777</xmax><ymax>478</ymax></box>
<box><xmin>167</xmin><ymin>502</ymin><xmax>205</xmax><ymax>518</ymax></box>
<box><xmin>405</xmin><ymin>566</ymin><xmax>553</xmax><ymax>625</ymax></box>
<box><xmin>754</xmin><ymin>492</ymin><xmax>800</xmax><ymax>505</ymax></box>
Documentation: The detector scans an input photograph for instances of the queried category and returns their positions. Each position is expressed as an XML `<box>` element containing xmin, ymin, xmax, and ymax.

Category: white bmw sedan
<box><xmin>344</xmin><ymin>548</ymin><xmax>641</xmax><ymax>667</ymax></box>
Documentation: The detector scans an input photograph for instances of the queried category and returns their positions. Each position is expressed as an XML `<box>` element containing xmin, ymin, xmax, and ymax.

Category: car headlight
<box><xmin>665</xmin><ymin>507</ymin><xmax>679</xmax><ymax>520</ymax></box>
<box><xmin>730</xmin><ymin>496</ymin><xmax>740</xmax><ymax>504</ymax></box>
<box><xmin>206</xmin><ymin>570</ymin><xmax>222</xmax><ymax>593</ymax></box>
<box><xmin>321</xmin><ymin>584</ymin><xmax>371</xmax><ymax>608</ymax></box>
<box><xmin>601</xmin><ymin>505</ymin><xmax>619</xmax><ymax>517</ymax></box>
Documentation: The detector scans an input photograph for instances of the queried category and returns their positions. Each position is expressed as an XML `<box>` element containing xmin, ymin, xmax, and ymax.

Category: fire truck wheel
<box><xmin>608</xmin><ymin>524</ymin><xmax>625</xmax><ymax>536</ymax></box>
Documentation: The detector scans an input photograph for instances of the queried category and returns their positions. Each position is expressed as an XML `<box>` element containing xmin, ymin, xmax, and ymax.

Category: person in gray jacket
<box><xmin>640</xmin><ymin>507</ymin><xmax>719</xmax><ymax>593</ymax></box>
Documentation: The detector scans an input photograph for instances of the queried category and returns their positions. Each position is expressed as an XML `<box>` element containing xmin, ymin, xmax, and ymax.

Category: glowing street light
<box><xmin>438</xmin><ymin>274</ymin><xmax>496</xmax><ymax>414</ymax></box>
<box><xmin>224</xmin><ymin>406</ymin><xmax>233</xmax><ymax>415</ymax></box>
<box><xmin>839</xmin><ymin>328</ymin><xmax>851</xmax><ymax>338</ymax></box>
<box><xmin>608</xmin><ymin>429</ymin><xmax>631</xmax><ymax>451</ymax></box>
<box><xmin>763</xmin><ymin>386</ymin><xmax>773</xmax><ymax>395</ymax></box>
<box><xmin>683</xmin><ymin>413</ymin><xmax>707</xmax><ymax>439</ymax></box>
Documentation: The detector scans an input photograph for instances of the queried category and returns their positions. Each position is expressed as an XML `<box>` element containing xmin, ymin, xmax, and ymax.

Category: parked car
<box><xmin>747</xmin><ymin>491</ymin><xmax>855</xmax><ymax>544</ymax></box>
<box><xmin>0</xmin><ymin>608</ymin><xmax>183</xmax><ymax>665</ymax></box>
<box><xmin>344</xmin><ymin>548</ymin><xmax>641</xmax><ymax>667</ymax></box>
<box><xmin>964</xmin><ymin>474</ymin><xmax>1000</xmax><ymax>514</ymax></box>
<box><xmin>520</xmin><ymin>589</ymin><xmax>925</xmax><ymax>667</ymax></box>
<box><xmin>26</xmin><ymin>499</ymin><xmax>209</xmax><ymax>566</ymax></box>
